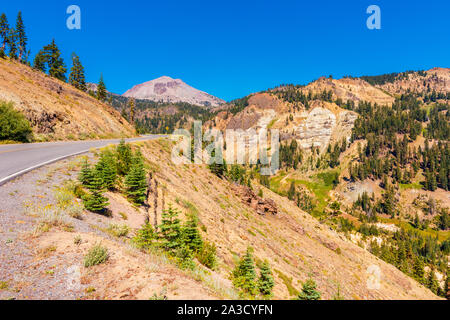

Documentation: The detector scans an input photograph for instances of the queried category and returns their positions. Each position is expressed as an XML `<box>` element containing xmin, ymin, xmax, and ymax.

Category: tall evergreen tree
<box><xmin>97</xmin><ymin>74</ymin><xmax>107</xmax><ymax>102</ymax></box>
<box><xmin>181</xmin><ymin>214</ymin><xmax>203</xmax><ymax>253</ymax></box>
<box><xmin>96</xmin><ymin>150</ymin><xmax>117</xmax><ymax>190</ymax></box>
<box><xmin>15</xmin><ymin>12</ymin><xmax>27</xmax><ymax>62</ymax></box>
<box><xmin>69</xmin><ymin>53</ymin><xmax>87</xmax><ymax>91</ymax></box>
<box><xmin>78</xmin><ymin>158</ymin><xmax>93</xmax><ymax>186</ymax></box>
<box><xmin>232</xmin><ymin>247</ymin><xmax>257</xmax><ymax>296</ymax></box>
<box><xmin>83</xmin><ymin>169</ymin><xmax>109</xmax><ymax>213</ymax></box>
<box><xmin>32</xmin><ymin>49</ymin><xmax>46</xmax><ymax>72</ymax></box>
<box><xmin>412</xmin><ymin>256</ymin><xmax>425</xmax><ymax>284</ymax></box>
<box><xmin>129</xmin><ymin>98</ymin><xmax>135</xmax><ymax>124</ymax></box>
<box><xmin>116</xmin><ymin>139</ymin><xmax>133</xmax><ymax>175</ymax></box>
<box><xmin>43</xmin><ymin>39</ymin><xmax>67</xmax><ymax>81</ymax></box>
<box><xmin>287</xmin><ymin>181</ymin><xmax>296</xmax><ymax>200</ymax></box>
<box><xmin>7</xmin><ymin>27</ymin><xmax>17</xmax><ymax>59</ymax></box>
<box><xmin>257</xmin><ymin>261</ymin><xmax>275</xmax><ymax>298</ymax></box>
<box><xmin>159</xmin><ymin>205</ymin><xmax>182</xmax><ymax>252</ymax></box>
<box><xmin>124</xmin><ymin>150</ymin><xmax>147</xmax><ymax>204</ymax></box>
<box><xmin>0</xmin><ymin>13</ymin><xmax>9</xmax><ymax>54</ymax></box>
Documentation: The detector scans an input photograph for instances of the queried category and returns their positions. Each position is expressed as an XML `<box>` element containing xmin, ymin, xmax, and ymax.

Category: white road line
<box><xmin>0</xmin><ymin>149</ymin><xmax>91</xmax><ymax>186</ymax></box>
<box><xmin>0</xmin><ymin>136</ymin><xmax>166</xmax><ymax>186</ymax></box>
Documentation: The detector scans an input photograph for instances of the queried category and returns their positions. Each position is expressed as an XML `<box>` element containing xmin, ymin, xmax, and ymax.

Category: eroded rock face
<box><xmin>210</xmin><ymin>93</ymin><xmax>358</xmax><ymax>155</ymax></box>
<box><xmin>25</xmin><ymin>110</ymin><xmax>66</xmax><ymax>134</ymax></box>
<box><xmin>233</xmin><ymin>185</ymin><xmax>278</xmax><ymax>215</ymax></box>
<box><xmin>295</xmin><ymin>107</ymin><xmax>336</xmax><ymax>150</ymax></box>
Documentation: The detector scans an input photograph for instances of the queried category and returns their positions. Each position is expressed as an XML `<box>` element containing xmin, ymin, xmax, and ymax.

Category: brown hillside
<box><xmin>377</xmin><ymin>67</ymin><xmax>450</xmax><ymax>96</ymax></box>
<box><xmin>134</xmin><ymin>139</ymin><xmax>439</xmax><ymax>300</ymax></box>
<box><xmin>0</xmin><ymin>58</ymin><xmax>135</xmax><ymax>141</ymax></box>
<box><xmin>304</xmin><ymin>77</ymin><xmax>395</xmax><ymax>106</ymax></box>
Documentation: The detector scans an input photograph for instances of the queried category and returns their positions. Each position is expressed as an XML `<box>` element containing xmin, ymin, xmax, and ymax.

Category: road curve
<box><xmin>0</xmin><ymin>135</ymin><xmax>165</xmax><ymax>186</ymax></box>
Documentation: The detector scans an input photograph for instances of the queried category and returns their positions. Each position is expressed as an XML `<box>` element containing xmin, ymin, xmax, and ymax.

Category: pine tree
<box><xmin>69</xmin><ymin>53</ymin><xmax>86</xmax><ymax>91</ymax></box>
<box><xmin>83</xmin><ymin>169</ymin><xmax>109</xmax><ymax>213</ymax></box>
<box><xmin>0</xmin><ymin>13</ymin><xmax>9</xmax><ymax>54</ymax></box>
<box><xmin>181</xmin><ymin>214</ymin><xmax>203</xmax><ymax>253</ymax></box>
<box><xmin>412</xmin><ymin>256</ymin><xmax>425</xmax><ymax>284</ymax></box>
<box><xmin>33</xmin><ymin>49</ymin><xmax>46</xmax><ymax>72</ymax></box>
<box><xmin>257</xmin><ymin>261</ymin><xmax>274</xmax><ymax>298</ymax></box>
<box><xmin>124</xmin><ymin>151</ymin><xmax>147</xmax><ymax>204</ymax></box>
<box><xmin>159</xmin><ymin>205</ymin><xmax>182</xmax><ymax>252</ymax></box>
<box><xmin>116</xmin><ymin>139</ymin><xmax>133</xmax><ymax>175</ymax></box>
<box><xmin>97</xmin><ymin>73</ymin><xmax>107</xmax><ymax>102</ymax></box>
<box><xmin>133</xmin><ymin>222</ymin><xmax>155</xmax><ymax>250</ymax></box>
<box><xmin>129</xmin><ymin>98</ymin><xmax>135</xmax><ymax>124</ymax></box>
<box><xmin>287</xmin><ymin>181</ymin><xmax>296</xmax><ymax>200</ymax></box>
<box><xmin>208</xmin><ymin>147</ymin><xmax>226</xmax><ymax>177</ymax></box>
<box><xmin>427</xmin><ymin>270</ymin><xmax>440</xmax><ymax>295</ymax></box>
<box><xmin>298</xmin><ymin>279</ymin><xmax>321</xmax><ymax>300</ymax></box>
<box><xmin>7</xmin><ymin>27</ymin><xmax>17</xmax><ymax>59</ymax></box>
<box><xmin>96</xmin><ymin>150</ymin><xmax>117</xmax><ymax>190</ymax></box>
<box><xmin>15</xmin><ymin>12</ymin><xmax>27</xmax><ymax>62</ymax></box>
<box><xmin>78</xmin><ymin>158</ymin><xmax>93</xmax><ymax>186</ymax></box>
<box><xmin>232</xmin><ymin>247</ymin><xmax>257</xmax><ymax>296</ymax></box>
<box><xmin>43</xmin><ymin>39</ymin><xmax>67</xmax><ymax>81</ymax></box>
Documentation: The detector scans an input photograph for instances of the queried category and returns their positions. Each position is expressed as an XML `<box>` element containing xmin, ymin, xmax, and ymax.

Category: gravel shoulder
<box><xmin>0</xmin><ymin>154</ymin><xmax>218</xmax><ymax>300</ymax></box>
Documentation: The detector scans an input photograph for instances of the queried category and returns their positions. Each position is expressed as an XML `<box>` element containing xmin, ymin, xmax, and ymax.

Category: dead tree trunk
<box><xmin>154</xmin><ymin>179</ymin><xmax>158</xmax><ymax>231</ymax></box>
<box><xmin>144</xmin><ymin>173</ymin><xmax>153</xmax><ymax>224</ymax></box>
<box><xmin>161</xmin><ymin>187</ymin><xmax>166</xmax><ymax>214</ymax></box>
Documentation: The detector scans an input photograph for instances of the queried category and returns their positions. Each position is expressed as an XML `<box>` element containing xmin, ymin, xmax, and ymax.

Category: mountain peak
<box><xmin>123</xmin><ymin>76</ymin><xmax>224</xmax><ymax>108</ymax></box>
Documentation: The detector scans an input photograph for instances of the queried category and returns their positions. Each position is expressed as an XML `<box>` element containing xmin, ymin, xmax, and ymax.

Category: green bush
<box><xmin>197</xmin><ymin>241</ymin><xmax>217</xmax><ymax>270</ymax></box>
<box><xmin>0</xmin><ymin>101</ymin><xmax>33</xmax><ymax>142</ymax></box>
<box><xmin>84</xmin><ymin>243</ymin><xmax>109</xmax><ymax>267</ymax></box>
<box><xmin>297</xmin><ymin>279</ymin><xmax>321</xmax><ymax>300</ymax></box>
<box><xmin>106</xmin><ymin>224</ymin><xmax>129</xmax><ymax>238</ymax></box>
<box><xmin>176</xmin><ymin>245</ymin><xmax>196</xmax><ymax>270</ymax></box>
<box><xmin>132</xmin><ymin>222</ymin><xmax>156</xmax><ymax>250</ymax></box>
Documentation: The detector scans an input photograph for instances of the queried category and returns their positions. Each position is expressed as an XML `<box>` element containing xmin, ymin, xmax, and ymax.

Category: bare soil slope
<box><xmin>0</xmin><ymin>58</ymin><xmax>135</xmax><ymax>141</ymax></box>
<box><xmin>137</xmin><ymin>139</ymin><xmax>439</xmax><ymax>300</ymax></box>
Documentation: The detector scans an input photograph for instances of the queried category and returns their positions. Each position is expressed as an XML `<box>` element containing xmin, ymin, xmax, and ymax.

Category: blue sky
<box><xmin>1</xmin><ymin>0</ymin><xmax>449</xmax><ymax>101</ymax></box>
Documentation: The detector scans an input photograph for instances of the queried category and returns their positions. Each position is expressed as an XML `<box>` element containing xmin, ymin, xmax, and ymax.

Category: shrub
<box><xmin>0</xmin><ymin>101</ymin><xmax>33</xmax><ymax>142</ymax></box>
<box><xmin>106</xmin><ymin>224</ymin><xmax>129</xmax><ymax>238</ymax></box>
<box><xmin>74</xmin><ymin>235</ymin><xmax>82</xmax><ymax>245</ymax></box>
<box><xmin>197</xmin><ymin>241</ymin><xmax>217</xmax><ymax>270</ymax></box>
<box><xmin>84</xmin><ymin>243</ymin><xmax>109</xmax><ymax>267</ymax></box>
<box><xmin>297</xmin><ymin>279</ymin><xmax>321</xmax><ymax>300</ymax></box>
<box><xmin>133</xmin><ymin>222</ymin><xmax>155</xmax><ymax>250</ymax></box>
<box><xmin>176</xmin><ymin>245</ymin><xmax>196</xmax><ymax>270</ymax></box>
<box><xmin>66</xmin><ymin>202</ymin><xmax>84</xmax><ymax>220</ymax></box>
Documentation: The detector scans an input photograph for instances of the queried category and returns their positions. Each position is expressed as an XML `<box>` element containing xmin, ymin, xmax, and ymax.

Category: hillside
<box><xmin>205</xmin><ymin>67</ymin><xmax>449</xmax><ymax>298</ymax></box>
<box><xmin>0</xmin><ymin>139</ymin><xmax>440</xmax><ymax>300</ymax></box>
<box><xmin>0</xmin><ymin>59</ymin><xmax>136</xmax><ymax>141</ymax></box>
<box><xmin>362</xmin><ymin>68</ymin><xmax>450</xmax><ymax>97</ymax></box>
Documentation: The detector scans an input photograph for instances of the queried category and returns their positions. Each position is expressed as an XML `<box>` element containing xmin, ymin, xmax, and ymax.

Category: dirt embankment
<box><xmin>0</xmin><ymin>58</ymin><xmax>136</xmax><ymax>141</ymax></box>
<box><xmin>0</xmin><ymin>139</ymin><xmax>441</xmax><ymax>300</ymax></box>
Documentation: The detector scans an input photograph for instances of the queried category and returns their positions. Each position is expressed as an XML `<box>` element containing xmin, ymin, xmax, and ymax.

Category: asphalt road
<box><xmin>0</xmin><ymin>135</ymin><xmax>165</xmax><ymax>186</ymax></box>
